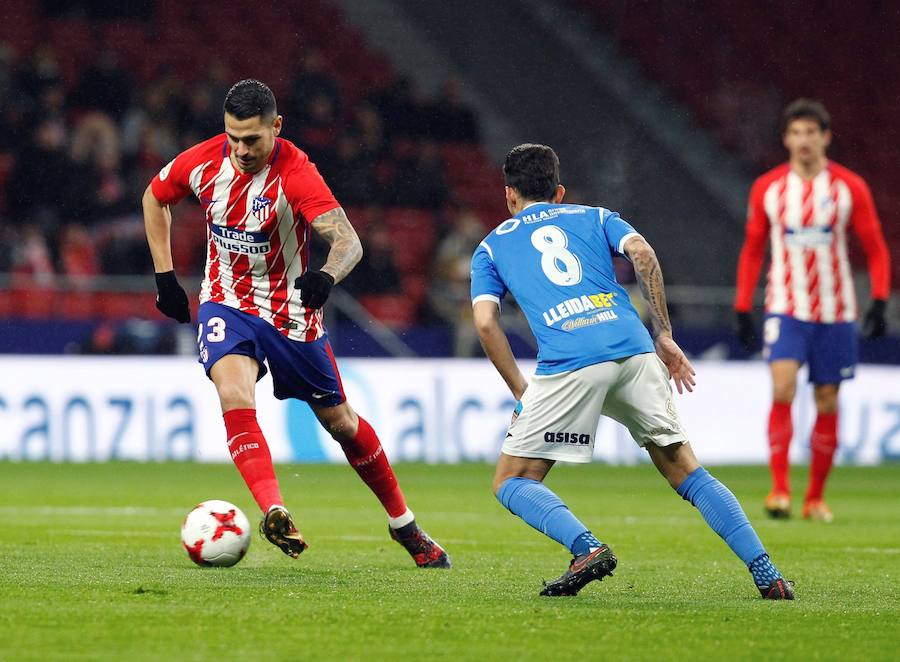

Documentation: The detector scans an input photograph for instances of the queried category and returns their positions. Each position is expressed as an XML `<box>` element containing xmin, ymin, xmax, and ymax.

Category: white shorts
<box><xmin>502</xmin><ymin>353</ymin><xmax>688</xmax><ymax>463</ymax></box>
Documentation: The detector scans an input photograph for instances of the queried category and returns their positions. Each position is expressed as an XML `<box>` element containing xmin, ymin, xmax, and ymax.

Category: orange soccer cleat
<box><xmin>764</xmin><ymin>491</ymin><xmax>792</xmax><ymax>519</ymax></box>
<box><xmin>260</xmin><ymin>505</ymin><xmax>308</xmax><ymax>558</ymax></box>
<box><xmin>802</xmin><ymin>499</ymin><xmax>833</xmax><ymax>523</ymax></box>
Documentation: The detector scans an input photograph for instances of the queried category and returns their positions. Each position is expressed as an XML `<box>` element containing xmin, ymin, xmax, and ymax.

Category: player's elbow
<box><xmin>473</xmin><ymin>319</ymin><xmax>493</xmax><ymax>338</ymax></box>
<box><xmin>631</xmin><ymin>241</ymin><xmax>656</xmax><ymax>263</ymax></box>
<box><xmin>473</xmin><ymin>307</ymin><xmax>500</xmax><ymax>337</ymax></box>
<box><xmin>622</xmin><ymin>235</ymin><xmax>654</xmax><ymax>263</ymax></box>
<box><xmin>352</xmin><ymin>236</ymin><xmax>363</xmax><ymax>268</ymax></box>
<box><xmin>628</xmin><ymin>241</ymin><xmax>658</xmax><ymax>271</ymax></box>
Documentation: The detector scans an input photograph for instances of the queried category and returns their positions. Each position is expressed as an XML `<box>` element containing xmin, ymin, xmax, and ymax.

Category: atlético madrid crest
<box><xmin>252</xmin><ymin>195</ymin><xmax>273</xmax><ymax>221</ymax></box>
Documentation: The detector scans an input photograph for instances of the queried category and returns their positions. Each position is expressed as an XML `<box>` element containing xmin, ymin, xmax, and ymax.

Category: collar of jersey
<box><xmin>517</xmin><ymin>201</ymin><xmax>551</xmax><ymax>215</ymax></box>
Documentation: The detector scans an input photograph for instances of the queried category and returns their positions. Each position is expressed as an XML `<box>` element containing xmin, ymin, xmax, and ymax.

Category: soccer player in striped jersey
<box><xmin>143</xmin><ymin>79</ymin><xmax>449</xmax><ymax>568</ymax></box>
<box><xmin>734</xmin><ymin>99</ymin><xmax>891</xmax><ymax>522</ymax></box>
<box><xmin>472</xmin><ymin>144</ymin><xmax>792</xmax><ymax>599</ymax></box>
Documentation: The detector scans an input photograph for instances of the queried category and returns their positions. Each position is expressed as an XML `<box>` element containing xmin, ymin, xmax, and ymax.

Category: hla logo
<box><xmin>544</xmin><ymin>431</ymin><xmax>591</xmax><ymax>445</ymax></box>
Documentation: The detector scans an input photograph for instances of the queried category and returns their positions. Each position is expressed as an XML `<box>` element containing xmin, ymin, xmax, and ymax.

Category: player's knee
<box><xmin>216</xmin><ymin>382</ymin><xmax>254</xmax><ymax>411</ymax></box>
<box><xmin>817</xmin><ymin>401</ymin><xmax>838</xmax><ymax>415</ymax></box>
<box><xmin>814</xmin><ymin>387</ymin><xmax>839</xmax><ymax>414</ymax></box>
<box><xmin>325</xmin><ymin>414</ymin><xmax>358</xmax><ymax>443</ymax></box>
<box><xmin>655</xmin><ymin>462</ymin><xmax>687</xmax><ymax>490</ymax></box>
<box><xmin>492</xmin><ymin>469</ymin><xmax>544</xmax><ymax>497</ymax></box>
<box><xmin>771</xmin><ymin>384</ymin><xmax>796</xmax><ymax>403</ymax></box>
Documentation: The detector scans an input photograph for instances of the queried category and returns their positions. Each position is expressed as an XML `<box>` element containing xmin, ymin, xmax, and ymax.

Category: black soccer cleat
<box><xmin>389</xmin><ymin>521</ymin><xmax>451</xmax><ymax>568</ymax></box>
<box><xmin>759</xmin><ymin>577</ymin><xmax>795</xmax><ymax>600</ymax></box>
<box><xmin>540</xmin><ymin>545</ymin><xmax>617</xmax><ymax>597</ymax></box>
<box><xmin>260</xmin><ymin>505</ymin><xmax>308</xmax><ymax>558</ymax></box>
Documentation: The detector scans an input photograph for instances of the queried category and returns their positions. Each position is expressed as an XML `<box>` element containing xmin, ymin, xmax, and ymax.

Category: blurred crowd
<box><xmin>0</xmin><ymin>40</ymin><xmax>495</xmax><ymax>337</ymax></box>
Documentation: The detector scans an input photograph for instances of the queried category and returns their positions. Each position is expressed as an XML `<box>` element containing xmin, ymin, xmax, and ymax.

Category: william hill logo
<box><xmin>544</xmin><ymin>431</ymin><xmax>591</xmax><ymax>445</ymax></box>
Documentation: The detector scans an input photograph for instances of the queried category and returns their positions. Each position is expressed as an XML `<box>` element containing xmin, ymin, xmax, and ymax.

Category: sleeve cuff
<box><xmin>472</xmin><ymin>294</ymin><xmax>501</xmax><ymax>307</ymax></box>
<box><xmin>617</xmin><ymin>232</ymin><xmax>641</xmax><ymax>255</ymax></box>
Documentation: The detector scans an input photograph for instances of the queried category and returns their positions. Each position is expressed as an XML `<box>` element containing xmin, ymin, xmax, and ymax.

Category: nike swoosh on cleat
<box><xmin>571</xmin><ymin>547</ymin><xmax>607</xmax><ymax>573</ymax></box>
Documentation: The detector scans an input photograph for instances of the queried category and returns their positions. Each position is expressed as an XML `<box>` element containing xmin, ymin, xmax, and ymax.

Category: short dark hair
<box><xmin>781</xmin><ymin>98</ymin><xmax>831</xmax><ymax>133</ymax></box>
<box><xmin>503</xmin><ymin>143</ymin><xmax>560</xmax><ymax>202</ymax></box>
<box><xmin>223</xmin><ymin>79</ymin><xmax>277</xmax><ymax>120</ymax></box>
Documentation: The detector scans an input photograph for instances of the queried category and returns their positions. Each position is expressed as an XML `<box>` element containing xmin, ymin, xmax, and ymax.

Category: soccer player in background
<box><xmin>471</xmin><ymin>144</ymin><xmax>793</xmax><ymax>599</ymax></box>
<box><xmin>734</xmin><ymin>99</ymin><xmax>891</xmax><ymax>522</ymax></box>
<box><xmin>143</xmin><ymin>79</ymin><xmax>449</xmax><ymax>568</ymax></box>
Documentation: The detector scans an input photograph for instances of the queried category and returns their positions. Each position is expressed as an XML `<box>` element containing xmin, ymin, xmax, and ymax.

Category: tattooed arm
<box><xmin>310</xmin><ymin>206</ymin><xmax>363</xmax><ymax>284</ymax></box>
<box><xmin>624</xmin><ymin>235</ymin><xmax>671</xmax><ymax>340</ymax></box>
<box><xmin>624</xmin><ymin>235</ymin><xmax>696</xmax><ymax>393</ymax></box>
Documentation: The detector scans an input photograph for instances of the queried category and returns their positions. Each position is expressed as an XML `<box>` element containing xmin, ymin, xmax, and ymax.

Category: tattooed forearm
<box><xmin>626</xmin><ymin>236</ymin><xmax>673</xmax><ymax>339</ymax></box>
<box><xmin>310</xmin><ymin>207</ymin><xmax>363</xmax><ymax>283</ymax></box>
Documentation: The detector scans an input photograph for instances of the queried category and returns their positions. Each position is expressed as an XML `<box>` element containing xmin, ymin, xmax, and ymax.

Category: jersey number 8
<box><xmin>530</xmin><ymin>225</ymin><xmax>582</xmax><ymax>286</ymax></box>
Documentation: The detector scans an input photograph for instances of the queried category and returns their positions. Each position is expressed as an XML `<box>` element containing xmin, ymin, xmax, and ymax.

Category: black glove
<box><xmin>155</xmin><ymin>270</ymin><xmax>191</xmax><ymax>323</ymax></box>
<box><xmin>295</xmin><ymin>270</ymin><xmax>334</xmax><ymax>310</ymax></box>
<box><xmin>862</xmin><ymin>299</ymin><xmax>887</xmax><ymax>339</ymax></box>
<box><xmin>735</xmin><ymin>311</ymin><xmax>758</xmax><ymax>351</ymax></box>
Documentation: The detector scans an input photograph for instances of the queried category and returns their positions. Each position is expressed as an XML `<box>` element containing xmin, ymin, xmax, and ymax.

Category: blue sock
<box><xmin>497</xmin><ymin>477</ymin><xmax>595</xmax><ymax>555</ymax></box>
<box><xmin>748</xmin><ymin>554</ymin><xmax>781</xmax><ymax>588</ymax></box>
<box><xmin>677</xmin><ymin>467</ymin><xmax>782</xmax><ymax>586</ymax></box>
<box><xmin>571</xmin><ymin>531</ymin><xmax>603</xmax><ymax>556</ymax></box>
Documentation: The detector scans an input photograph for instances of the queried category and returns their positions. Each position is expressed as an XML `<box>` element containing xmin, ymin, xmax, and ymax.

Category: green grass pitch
<box><xmin>1</xmin><ymin>462</ymin><xmax>898</xmax><ymax>660</ymax></box>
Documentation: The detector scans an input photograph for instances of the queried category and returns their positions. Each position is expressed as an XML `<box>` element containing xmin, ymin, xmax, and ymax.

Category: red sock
<box><xmin>768</xmin><ymin>402</ymin><xmax>793</xmax><ymax>494</ymax></box>
<box><xmin>806</xmin><ymin>412</ymin><xmax>838</xmax><ymax>502</ymax></box>
<box><xmin>341</xmin><ymin>416</ymin><xmax>408</xmax><ymax>518</ymax></box>
<box><xmin>223</xmin><ymin>408</ymin><xmax>283</xmax><ymax>513</ymax></box>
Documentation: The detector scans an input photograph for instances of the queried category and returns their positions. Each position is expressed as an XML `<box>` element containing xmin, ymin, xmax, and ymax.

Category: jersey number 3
<box><xmin>530</xmin><ymin>225</ymin><xmax>582</xmax><ymax>286</ymax></box>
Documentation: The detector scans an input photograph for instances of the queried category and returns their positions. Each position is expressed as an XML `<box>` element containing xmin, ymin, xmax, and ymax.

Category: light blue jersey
<box><xmin>470</xmin><ymin>202</ymin><xmax>654</xmax><ymax>374</ymax></box>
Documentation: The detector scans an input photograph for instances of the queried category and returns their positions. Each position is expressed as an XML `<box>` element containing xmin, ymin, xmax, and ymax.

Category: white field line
<box><xmin>840</xmin><ymin>547</ymin><xmax>900</xmax><ymax>555</ymax></box>
<box><xmin>0</xmin><ymin>506</ymin><xmax>185</xmax><ymax>516</ymax></box>
<box><xmin>48</xmin><ymin>529</ymin><xmax>175</xmax><ymax>538</ymax></box>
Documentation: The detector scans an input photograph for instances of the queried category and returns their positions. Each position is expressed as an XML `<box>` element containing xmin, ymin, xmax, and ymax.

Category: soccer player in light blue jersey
<box><xmin>471</xmin><ymin>144</ymin><xmax>793</xmax><ymax>599</ymax></box>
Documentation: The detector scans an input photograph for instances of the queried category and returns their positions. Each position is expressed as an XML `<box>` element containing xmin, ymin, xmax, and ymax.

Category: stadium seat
<box><xmin>342</xmin><ymin>207</ymin><xmax>374</xmax><ymax>235</ymax></box>
<box><xmin>58</xmin><ymin>290</ymin><xmax>98</xmax><ymax>319</ymax></box>
<box><xmin>48</xmin><ymin>19</ymin><xmax>96</xmax><ymax>85</ymax></box>
<box><xmin>358</xmin><ymin>294</ymin><xmax>417</xmax><ymax>327</ymax></box>
<box><xmin>18</xmin><ymin>287</ymin><xmax>55</xmax><ymax>319</ymax></box>
<box><xmin>384</xmin><ymin>209</ymin><xmax>437</xmax><ymax>275</ymax></box>
<box><xmin>402</xmin><ymin>275</ymin><xmax>428</xmax><ymax>307</ymax></box>
<box><xmin>0</xmin><ymin>2</ymin><xmax>38</xmax><ymax>53</ymax></box>
<box><xmin>96</xmin><ymin>292</ymin><xmax>159</xmax><ymax>320</ymax></box>
<box><xmin>0</xmin><ymin>289</ymin><xmax>12</xmax><ymax>317</ymax></box>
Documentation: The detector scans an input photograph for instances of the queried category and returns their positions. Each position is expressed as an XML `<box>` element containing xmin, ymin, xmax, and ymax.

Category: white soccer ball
<box><xmin>180</xmin><ymin>500</ymin><xmax>251</xmax><ymax>567</ymax></box>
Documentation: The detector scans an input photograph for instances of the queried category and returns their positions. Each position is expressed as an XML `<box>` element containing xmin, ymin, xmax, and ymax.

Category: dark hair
<box><xmin>781</xmin><ymin>98</ymin><xmax>831</xmax><ymax>133</ymax></box>
<box><xmin>223</xmin><ymin>79</ymin><xmax>277</xmax><ymax>120</ymax></box>
<box><xmin>503</xmin><ymin>143</ymin><xmax>560</xmax><ymax>202</ymax></box>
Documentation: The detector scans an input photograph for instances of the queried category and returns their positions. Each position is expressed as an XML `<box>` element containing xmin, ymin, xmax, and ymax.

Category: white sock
<box><xmin>388</xmin><ymin>508</ymin><xmax>415</xmax><ymax>529</ymax></box>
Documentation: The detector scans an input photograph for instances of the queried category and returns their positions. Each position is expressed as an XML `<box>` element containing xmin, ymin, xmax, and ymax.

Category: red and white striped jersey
<box><xmin>735</xmin><ymin>161</ymin><xmax>890</xmax><ymax>323</ymax></box>
<box><xmin>151</xmin><ymin>135</ymin><xmax>340</xmax><ymax>341</ymax></box>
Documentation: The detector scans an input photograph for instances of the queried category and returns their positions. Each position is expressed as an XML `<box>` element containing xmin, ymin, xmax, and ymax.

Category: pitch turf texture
<box><xmin>1</xmin><ymin>463</ymin><xmax>897</xmax><ymax>661</ymax></box>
